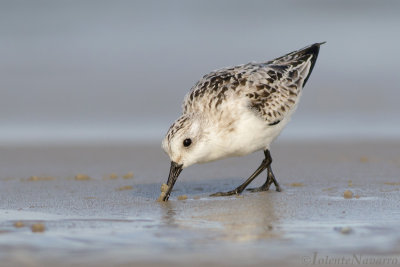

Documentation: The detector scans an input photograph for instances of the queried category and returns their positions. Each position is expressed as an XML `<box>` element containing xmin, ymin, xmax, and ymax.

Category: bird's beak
<box><xmin>161</xmin><ymin>161</ymin><xmax>183</xmax><ymax>201</ymax></box>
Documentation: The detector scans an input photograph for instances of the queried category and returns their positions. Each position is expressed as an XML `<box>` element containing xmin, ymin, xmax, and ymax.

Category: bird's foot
<box><xmin>246</xmin><ymin>185</ymin><xmax>269</xmax><ymax>193</ymax></box>
<box><xmin>210</xmin><ymin>189</ymin><xmax>239</xmax><ymax>197</ymax></box>
<box><xmin>246</xmin><ymin>183</ymin><xmax>282</xmax><ymax>193</ymax></box>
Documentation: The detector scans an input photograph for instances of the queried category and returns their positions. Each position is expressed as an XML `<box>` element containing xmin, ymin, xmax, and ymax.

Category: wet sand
<box><xmin>1</xmin><ymin>140</ymin><xmax>400</xmax><ymax>266</ymax></box>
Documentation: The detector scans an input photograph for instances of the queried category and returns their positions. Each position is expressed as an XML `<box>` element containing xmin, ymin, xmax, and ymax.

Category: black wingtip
<box><xmin>301</xmin><ymin>42</ymin><xmax>325</xmax><ymax>87</ymax></box>
<box><xmin>267</xmin><ymin>42</ymin><xmax>325</xmax><ymax>87</ymax></box>
<box><xmin>301</xmin><ymin>42</ymin><xmax>325</xmax><ymax>56</ymax></box>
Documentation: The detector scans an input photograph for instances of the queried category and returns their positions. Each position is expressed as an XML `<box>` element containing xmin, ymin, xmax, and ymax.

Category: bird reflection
<box><xmin>159</xmin><ymin>192</ymin><xmax>282</xmax><ymax>242</ymax></box>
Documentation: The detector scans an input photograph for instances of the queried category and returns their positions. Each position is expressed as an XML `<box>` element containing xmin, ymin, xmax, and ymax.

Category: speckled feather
<box><xmin>183</xmin><ymin>43</ymin><xmax>322</xmax><ymax>125</ymax></box>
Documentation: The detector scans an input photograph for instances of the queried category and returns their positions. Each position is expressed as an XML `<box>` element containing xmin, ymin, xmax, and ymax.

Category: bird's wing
<box><xmin>183</xmin><ymin>64</ymin><xmax>253</xmax><ymax>114</ymax></box>
<box><xmin>246</xmin><ymin>43</ymin><xmax>323</xmax><ymax>124</ymax></box>
<box><xmin>183</xmin><ymin>43</ymin><xmax>323</xmax><ymax>125</ymax></box>
<box><xmin>266</xmin><ymin>42</ymin><xmax>324</xmax><ymax>87</ymax></box>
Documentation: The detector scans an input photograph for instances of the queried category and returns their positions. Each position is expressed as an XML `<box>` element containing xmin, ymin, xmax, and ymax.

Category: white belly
<box><xmin>228</xmin><ymin>109</ymin><xmax>290</xmax><ymax>156</ymax></box>
<box><xmin>196</xmin><ymin>100</ymin><xmax>297</xmax><ymax>164</ymax></box>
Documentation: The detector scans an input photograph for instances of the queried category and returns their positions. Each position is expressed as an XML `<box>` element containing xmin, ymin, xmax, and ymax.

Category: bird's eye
<box><xmin>183</xmin><ymin>138</ymin><xmax>192</xmax><ymax>147</ymax></box>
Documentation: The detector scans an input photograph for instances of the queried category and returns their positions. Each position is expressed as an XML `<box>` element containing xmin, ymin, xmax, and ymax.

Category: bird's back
<box><xmin>183</xmin><ymin>43</ymin><xmax>323</xmax><ymax>126</ymax></box>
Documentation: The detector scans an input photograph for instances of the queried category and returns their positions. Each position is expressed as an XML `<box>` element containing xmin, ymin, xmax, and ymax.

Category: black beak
<box><xmin>162</xmin><ymin>161</ymin><xmax>183</xmax><ymax>201</ymax></box>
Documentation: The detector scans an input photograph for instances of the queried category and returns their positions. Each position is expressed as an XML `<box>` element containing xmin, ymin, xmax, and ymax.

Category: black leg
<box><xmin>247</xmin><ymin>150</ymin><xmax>281</xmax><ymax>192</ymax></box>
<box><xmin>210</xmin><ymin>149</ymin><xmax>274</xmax><ymax>197</ymax></box>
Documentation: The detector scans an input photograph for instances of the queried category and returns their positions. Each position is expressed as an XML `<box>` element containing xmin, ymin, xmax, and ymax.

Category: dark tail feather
<box><xmin>301</xmin><ymin>42</ymin><xmax>325</xmax><ymax>87</ymax></box>
<box><xmin>269</xmin><ymin>42</ymin><xmax>325</xmax><ymax>87</ymax></box>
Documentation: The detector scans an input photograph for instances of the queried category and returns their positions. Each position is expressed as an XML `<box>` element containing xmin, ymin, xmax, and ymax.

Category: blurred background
<box><xmin>1</xmin><ymin>0</ymin><xmax>399</xmax><ymax>145</ymax></box>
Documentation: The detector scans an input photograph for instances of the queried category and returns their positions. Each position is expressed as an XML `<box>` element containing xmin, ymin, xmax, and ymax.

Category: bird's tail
<box><xmin>268</xmin><ymin>42</ymin><xmax>325</xmax><ymax>87</ymax></box>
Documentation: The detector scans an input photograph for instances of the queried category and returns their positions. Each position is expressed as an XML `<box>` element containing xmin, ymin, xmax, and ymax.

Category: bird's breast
<box><xmin>210</xmin><ymin>108</ymin><xmax>289</xmax><ymax>160</ymax></box>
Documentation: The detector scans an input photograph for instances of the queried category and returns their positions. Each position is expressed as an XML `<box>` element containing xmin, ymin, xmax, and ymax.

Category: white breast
<box><xmin>211</xmin><ymin>95</ymin><xmax>299</xmax><ymax>160</ymax></box>
<box><xmin>228</xmin><ymin>109</ymin><xmax>290</xmax><ymax>156</ymax></box>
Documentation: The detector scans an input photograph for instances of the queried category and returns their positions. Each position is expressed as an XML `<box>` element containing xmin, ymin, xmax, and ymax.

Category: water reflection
<box><xmin>159</xmin><ymin>202</ymin><xmax>179</xmax><ymax>228</ymax></box>
<box><xmin>158</xmin><ymin>193</ymin><xmax>282</xmax><ymax>242</ymax></box>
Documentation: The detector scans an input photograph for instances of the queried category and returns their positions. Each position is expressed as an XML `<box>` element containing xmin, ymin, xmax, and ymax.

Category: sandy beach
<box><xmin>2</xmin><ymin>1</ymin><xmax>400</xmax><ymax>266</ymax></box>
<box><xmin>1</xmin><ymin>140</ymin><xmax>400</xmax><ymax>266</ymax></box>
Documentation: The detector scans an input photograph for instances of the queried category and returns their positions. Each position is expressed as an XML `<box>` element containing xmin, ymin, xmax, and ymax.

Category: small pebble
<box><xmin>116</xmin><ymin>185</ymin><xmax>133</xmax><ymax>191</ymax></box>
<box><xmin>108</xmin><ymin>173</ymin><xmax>118</xmax><ymax>179</ymax></box>
<box><xmin>334</xmin><ymin>226</ymin><xmax>353</xmax><ymax>234</ymax></box>
<box><xmin>343</xmin><ymin>190</ymin><xmax>353</xmax><ymax>199</ymax></box>
<box><xmin>29</xmin><ymin>176</ymin><xmax>39</xmax><ymax>181</ymax></box>
<box><xmin>161</xmin><ymin>183</ymin><xmax>168</xmax><ymax>192</ymax></box>
<box><xmin>14</xmin><ymin>221</ymin><xmax>25</xmax><ymax>228</ymax></box>
<box><xmin>122</xmin><ymin>172</ymin><xmax>134</xmax><ymax>179</ymax></box>
<box><xmin>341</xmin><ymin>227</ymin><xmax>352</xmax><ymax>234</ymax></box>
<box><xmin>31</xmin><ymin>223</ymin><xmax>45</xmax><ymax>233</ymax></box>
<box><xmin>177</xmin><ymin>195</ymin><xmax>188</xmax><ymax>200</ymax></box>
<box><xmin>75</xmin><ymin>174</ymin><xmax>90</xmax><ymax>181</ymax></box>
<box><xmin>157</xmin><ymin>183</ymin><xmax>169</xmax><ymax>202</ymax></box>
<box><xmin>28</xmin><ymin>176</ymin><xmax>55</xmax><ymax>181</ymax></box>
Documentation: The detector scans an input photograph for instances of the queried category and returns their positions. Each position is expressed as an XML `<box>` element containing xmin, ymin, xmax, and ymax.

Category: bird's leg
<box><xmin>247</xmin><ymin>150</ymin><xmax>281</xmax><ymax>192</ymax></box>
<box><xmin>210</xmin><ymin>149</ymin><xmax>272</xmax><ymax>197</ymax></box>
<box><xmin>247</xmin><ymin>165</ymin><xmax>281</xmax><ymax>192</ymax></box>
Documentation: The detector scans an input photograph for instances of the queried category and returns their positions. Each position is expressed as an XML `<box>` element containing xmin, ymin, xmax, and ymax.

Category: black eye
<box><xmin>183</xmin><ymin>138</ymin><xmax>192</xmax><ymax>147</ymax></box>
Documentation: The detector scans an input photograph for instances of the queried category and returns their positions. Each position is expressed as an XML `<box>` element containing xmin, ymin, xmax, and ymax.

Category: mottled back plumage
<box><xmin>183</xmin><ymin>43</ymin><xmax>323</xmax><ymax>126</ymax></box>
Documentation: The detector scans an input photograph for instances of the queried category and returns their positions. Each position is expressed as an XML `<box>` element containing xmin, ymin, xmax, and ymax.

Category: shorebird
<box><xmin>161</xmin><ymin>42</ymin><xmax>324</xmax><ymax>201</ymax></box>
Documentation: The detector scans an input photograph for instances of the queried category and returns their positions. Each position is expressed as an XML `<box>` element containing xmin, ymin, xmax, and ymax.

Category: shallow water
<box><xmin>1</xmin><ymin>141</ymin><xmax>400</xmax><ymax>266</ymax></box>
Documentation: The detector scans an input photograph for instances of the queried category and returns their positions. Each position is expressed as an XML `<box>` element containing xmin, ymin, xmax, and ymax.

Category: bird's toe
<box><xmin>246</xmin><ymin>186</ymin><xmax>269</xmax><ymax>193</ymax></box>
<box><xmin>210</xmin><ymin>190</ymin><xmax>238</xmax><ymax>197</ymax></box>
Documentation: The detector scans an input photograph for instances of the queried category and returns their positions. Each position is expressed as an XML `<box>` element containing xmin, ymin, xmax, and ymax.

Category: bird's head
<box><xmin>160</xmin><ymin>114</ymin><xmax>216</xmax><ymax>201</ymax></box>
<box><xmin>162</xmin><ymin>114</ymin><xmax>211</xmax><ymax>167</ymax></box>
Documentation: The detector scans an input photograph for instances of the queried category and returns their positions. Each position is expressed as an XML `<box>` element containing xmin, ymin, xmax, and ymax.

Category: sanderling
<box><xmin>161</xmin><ymin>42</ymin><xmax>324</xmax><ymax>201</ymax></box>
